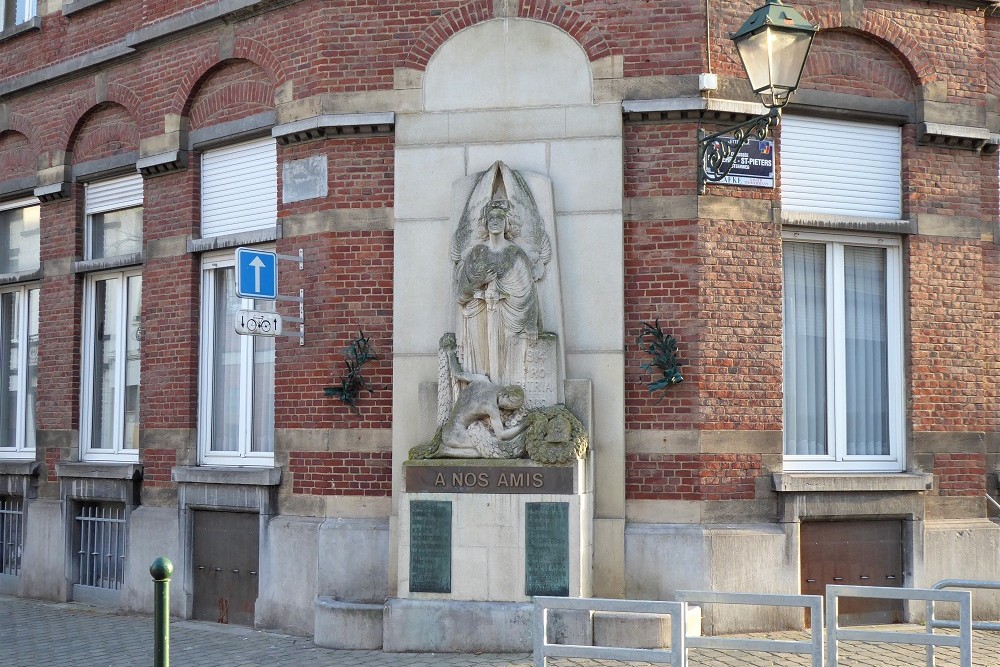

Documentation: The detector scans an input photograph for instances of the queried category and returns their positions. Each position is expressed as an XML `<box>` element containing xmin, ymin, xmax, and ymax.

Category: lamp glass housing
<box><xmin>732</xmin><ymin>0</ymin><xmax>817</xmax><ymax>108</ymax></box>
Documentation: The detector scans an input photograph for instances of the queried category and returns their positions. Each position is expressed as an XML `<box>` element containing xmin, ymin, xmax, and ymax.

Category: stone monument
<box><xmin>388</xmin><ymin>161</ymin><xmax>594</xmax><ymax>652</ymax></box>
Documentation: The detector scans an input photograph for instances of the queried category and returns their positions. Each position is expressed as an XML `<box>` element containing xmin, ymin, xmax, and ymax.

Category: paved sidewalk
<box><xmin>4</xmin><ymin>594</ymin><xmax>1000</xmax><ymax>666</ymax></box>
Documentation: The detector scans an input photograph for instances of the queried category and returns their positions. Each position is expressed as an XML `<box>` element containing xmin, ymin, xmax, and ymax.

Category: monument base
<box><xmin>314</xmin><ymin>598</ymin><xmax>383</xmax><ymax>649</ymax></box>
<box><xmin>383</xmin><ymin>598</ymin><xmax>534</xmax><ymax>652</ymax></box>
<box><xmin>399</xmin><ymin>457</ymin><xmax>593</xmax><ymax>602</ymax></box>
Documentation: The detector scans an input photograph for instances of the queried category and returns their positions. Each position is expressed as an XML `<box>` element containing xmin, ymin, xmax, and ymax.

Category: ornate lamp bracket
<box><xmin>697</xmin><ymin>107</ymin><xmax>780</xmax><ymax>195</ymax></box>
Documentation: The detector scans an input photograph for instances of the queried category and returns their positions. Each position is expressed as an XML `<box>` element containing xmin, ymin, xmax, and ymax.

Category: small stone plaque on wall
<box><xmin>409</xmin><ymin>500</ymin><xmax>452</xmax><ymax>593</ymax></box>
<box><xmin>524</xmin><ymin>502</ymin><xmax>569</xmax><ymax>597</ymax></box>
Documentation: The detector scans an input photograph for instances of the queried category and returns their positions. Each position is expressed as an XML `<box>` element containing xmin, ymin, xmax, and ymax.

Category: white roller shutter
<box><xmin>85</xmin><ymin>174</ymin><xmax>143</xmax><ymax>214</ymax></box>
<box><xmin>781</xmin><ymin>116</ymin><xmax>901</xmax><ymax>219</ymax></box>
<box><xmin>201</xmin><ymin>137</ymin><xmax>277</xmax><ymax>237</ymax></box>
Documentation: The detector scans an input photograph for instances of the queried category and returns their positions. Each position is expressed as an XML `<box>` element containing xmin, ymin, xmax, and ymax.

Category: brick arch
<box><xmin>186</xmin><ymin>59</ymin><xmax>275</xmax><ymax>131</ymax></box>
<box><xmin>808</xmin><ymin>7</ymin><xmax>935</xmax><ymax>85</ymax></box>
<box><xmin>0</xmin><ymin>110</ymin><xmax>40</xmax><ymax>150</ymax></box>
<box><xmin>69</xmin><ymin>103</ymin><xmax>140</xmax><ymax>164</ymax></box>
<box><xmin>0</xmin><ymin>130</ymin><xmax>38</xmax><ymax>181</ymax></box>
<box><xmin>803</xmin><ymin>29</ymin><xmax>916</xmax><ymax>102</ymax></box>
<box><xmin>173</xmin><ymin>39</ymin><xmax>281</xmax><ymax>120</ymax></box>
<box><xmin>58</xmin><ymin>81</ymin><xmax>142</xmax><ymax>155</ymax></box>
<box><xmin>404</xmin><ymin>0</ymin><xmax>612</xmax><ymax>70</ymax></box>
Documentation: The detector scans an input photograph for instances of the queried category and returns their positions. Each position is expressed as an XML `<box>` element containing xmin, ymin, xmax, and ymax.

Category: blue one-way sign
<box><xmin>235</xmin><ymin>248</ymin><xmax>277</xmax><ymax>299</ymax></box>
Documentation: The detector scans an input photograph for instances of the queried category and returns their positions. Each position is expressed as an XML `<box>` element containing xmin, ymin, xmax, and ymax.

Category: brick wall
<box><xmin>289</xmin><ymin>451</ymin><xmax>392</xmax><ymax>496</ymax></box>
<box><xmin>935</xmin><ymin>453</ymin><xmax>987</xmax><ymax>497</ymax></box>
<box><xmin>141</xmin><ymin>448</ymin><xmax>177</xmax><ymax>488</ymax></box>
<box><xmin>626</xmin><ymin>453</ymin><xmax>761</xmax><ymax>500</ymax></box>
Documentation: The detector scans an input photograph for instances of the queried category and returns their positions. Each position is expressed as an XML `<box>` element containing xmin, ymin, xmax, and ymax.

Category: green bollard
<box><xmin>150</xmin><ymin>557</ymin><xmax>173</xmax><ymax>667</ymax></box>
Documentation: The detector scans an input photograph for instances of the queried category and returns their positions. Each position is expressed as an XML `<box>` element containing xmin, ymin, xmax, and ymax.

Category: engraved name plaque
<box><xmin>409</xmin><ymin>500</ymin><xmax>452</xmax><ymax>593</ymax></box>
<box><xmin>525</xmin><ymin>502</ymin><xmax>569</xmax><ymax>597</ymax></box>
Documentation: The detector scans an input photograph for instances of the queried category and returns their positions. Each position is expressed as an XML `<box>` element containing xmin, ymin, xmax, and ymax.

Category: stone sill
<box><xmin>64</xmin><ymin>0</ymin><xmax>108</xmax><ymax>16</ymax></box>
<box><xmin>56</xmin><ymin>462</ymin><xmax>142</xmax><ymax>480</ymax></box>
<box><xmin>773</xmin><ymin>473</ymin><xmax>933</xmax><ymax>493</ymax></box>
<box><xmin>0</xmin><ymin>460</ymin><xmax>40</xmax><ymax>476</ymax></box>
<box><xmin>0</xmin><ymin>16</ymin><xmax>41</xmax><ymax>42</ymax></box>
<box><xmin>172</xmin><ymin>465</ymin><xmax>281</xmax><ymax>486</ymax></box>
<box><xmin>188</xmin><ymin>227</ymin><xmax>280</xmax><ymax>254</ymax></box>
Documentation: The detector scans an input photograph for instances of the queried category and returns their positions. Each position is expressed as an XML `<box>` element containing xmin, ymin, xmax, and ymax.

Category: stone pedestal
<box><xmin>385</xmin><ymin>456</ymin><xmax>593</xmax><ymax>651</ymax></box>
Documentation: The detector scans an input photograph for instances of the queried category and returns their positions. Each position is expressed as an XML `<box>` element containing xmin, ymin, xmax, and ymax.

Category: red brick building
<box><xmin>1</xmin><ymin>0</ymin><xmax>999</xmax><ymax>649</ymax></box>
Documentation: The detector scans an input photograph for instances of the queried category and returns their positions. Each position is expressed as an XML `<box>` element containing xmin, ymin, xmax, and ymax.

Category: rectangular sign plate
<box><xmin>409</xmin><ymin>500</ymin><xmax>452</xmax><ymax>594</ymax></box>
<box><xmin>234</xmin><ymin>309</ymin><xmax>282</xmax><ymax>337</ymax></box>
<box><xmin>405</xmin><ymin>463</ymin><xmax>575</xmax><ymax>494</ymax></box>
<box><xmin>235</xmin><ymin>247</ymin><xmax>278</xmax><ymax>299</ymax></box>
<box><xmin>525</xmin><ymin>502</ymin><xmax>569</xmax><ymax>597</ymax></box>
<box><xmin>705</xmin><ymin>138</ymin><xmax>775</xmax><ymax>188</ymax></box>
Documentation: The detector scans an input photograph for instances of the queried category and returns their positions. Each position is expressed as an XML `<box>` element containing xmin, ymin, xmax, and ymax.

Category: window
<box><xmin>201</xmin><ymin>137</ymin><xmax>277</xmax><ymax>238</ymax></box>
<box><xmin>0</xmin><ymin>199</ymin><xmax>40</xmax><ymax>274</ymax></box>
<box><xmin>0</xmin><ymin>199</ymin><xmax>39</xmax><ymax>460</ymax></box>
<box><xmin>0</xmin><ymin>285</ymin><xmax>38</xmax><ymax>459</ymax></box>
<box><xmin>85</xmin><ymin>175</ymin><xmax>143</xmax><ymax>259</ymax></box>
<box><xmin>80</xmin><ymin>271</ymin><xmax>141</xmax><ymax>460</ymax></box>
<box><xmin>80</xmin><ymin>175</ymin><xmax>143</xmax><ymax>461</ymax></box>
<box><xmin>1</xmin><ymin>0</ymin><xmax>36</xmax><ymax>31</ymax></box>
<box><xmin>198</xmin><ymin>254</ymin><xmax>274</xmax><ymax>465</ymax></box>
<box><xmin>781</xmin><ymin>116</ymin><xmax>902</xmax><ymax>219</ymax></box>
<box><xmin>782</xmin><ymin>231</ymin><xmax>904</xmax><ymax>471</ymax></box>
<box><xmin>73</xmin><ymin>501</ymin><xmax>126</xmax><ymax>591</ymax></box>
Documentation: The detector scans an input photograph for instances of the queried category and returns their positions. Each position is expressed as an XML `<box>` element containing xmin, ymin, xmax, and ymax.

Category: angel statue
<box><xmin>450</xmin><ymin>161</ymin><xmax>551</xmax><ymax>391</ymax></box>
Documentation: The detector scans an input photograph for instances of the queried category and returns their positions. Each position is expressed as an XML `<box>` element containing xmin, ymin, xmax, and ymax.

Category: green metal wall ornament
<box><xmin>636</xmin><ymin>319</ymin><xmax>683</xmax><ymax>399</ymax></box>
<box><xmin>324</xmin><ymin>330</ymin><xmax>377</xmax><ymax>413</ymax></box>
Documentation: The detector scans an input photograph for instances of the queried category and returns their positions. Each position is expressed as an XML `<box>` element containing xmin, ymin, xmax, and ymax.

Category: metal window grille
<box><xmin>0</xmin><ymin>495</ymin><xmax>24</xmax><ymax>576</ymax></box>
<box><xmin>74</xmin><ymin>502</ymin><xmax>127</xmax><ymax>590</ymax></box>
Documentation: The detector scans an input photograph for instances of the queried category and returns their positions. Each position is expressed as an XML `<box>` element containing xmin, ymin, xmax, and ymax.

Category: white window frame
<box><xmin>84</xmin><ymin>174</ymin><xmax>143</xmax><ymax>260</ymax></box>
<box><xmin>0</xmin><ymin>283</ymin><xmax>38</xmax><ymax>460</ymax></box>
<box><xmin>0</xmin><ymin>197</ymin><xmax>40</xmax><ymax>275</ymax></box>
<box><xmin>198</xmin><ymin>251</ymin><xmax>275</xmax><ymax>466</ymax></box>
<box><xmin>782</xmin><ymin>229</ymin><xmax>905</xmax><ymax>472</ymax></box>
<box><xmin>79</xmin><ymin>269</ymin><xmax>142</xmax><ymax>462</ymax></box>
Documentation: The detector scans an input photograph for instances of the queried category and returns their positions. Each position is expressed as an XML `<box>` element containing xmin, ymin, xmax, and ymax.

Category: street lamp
<box><xmin>698</xmin><ymin>0</ymin><xmax>818</xmax><ymax>193</ymax></box>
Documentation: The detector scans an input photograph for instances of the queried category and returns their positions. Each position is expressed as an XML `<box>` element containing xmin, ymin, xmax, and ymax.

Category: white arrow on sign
<box><xmin>249</xmin><ymin>256</ymin><xmax>266</xmax><ymax>293</ymax></box>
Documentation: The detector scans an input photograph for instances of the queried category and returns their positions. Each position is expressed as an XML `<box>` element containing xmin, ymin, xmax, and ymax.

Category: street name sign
<box><xmin>235</xmin><ymin>247</ymin><xmax>277</xmax><ymax>299</ymax></box>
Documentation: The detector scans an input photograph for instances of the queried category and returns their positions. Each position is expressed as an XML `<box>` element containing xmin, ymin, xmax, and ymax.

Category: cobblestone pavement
<box><xmin>4</xmin><ymin>594</ymin><xmax>1000</xmax><ymax>666</ymax></box>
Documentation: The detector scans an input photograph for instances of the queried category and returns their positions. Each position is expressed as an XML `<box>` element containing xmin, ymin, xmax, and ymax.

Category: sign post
<box><xmin>233</xmin><ymin>247</ymin><xmax>305</xmax><ymax>344</ymax></box>
<box><xmin>235</xmin><ymin>248</ymin><xmax>278</xmax><ymax>300</ymax></box>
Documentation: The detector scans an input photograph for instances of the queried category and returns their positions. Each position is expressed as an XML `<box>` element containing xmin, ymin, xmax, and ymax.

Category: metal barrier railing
<box><xmin>825</xmin><ymin>585</ymin><xmax>972</xmax><ymax>667</ymax></box>
<box><xmin>0</xmin><ymin>495</ymin><xmax>24</xmax><ymax>576</ymax></box>
<box><xmin>676</xmin><ymin>590</ymin><xmax>824</xmax><ymax>667</ymax></box>
<box><xmin>929</xmin><ymin>579</ymin><xmax>1000</xmax><ymax>632</ymax></box>
<box><xmin>533</xmin><ymin>596</ymin><xmax>687</xmax><ymax>667</ymax></box>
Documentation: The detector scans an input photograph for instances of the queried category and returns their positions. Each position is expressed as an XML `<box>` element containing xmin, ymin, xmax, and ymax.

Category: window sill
<box><xmin>56</xmin><ymin>462</ymin><xmax>142</xmax><ymax>480</ymax></box>
<box><xmin>64</xmin><ymin>0</ymin><xmax>108</xmax><ymax>16</ymax></box>
<box><xmin>188</xmin><ymin>227</ymin><xmax>280</xmax><ymax>254</ymax></box>
<box><xmin>0</xmin><ymin>460</ymin><xmax>39</xmax><ymax>476</ymax></box>
<box><xmin>782</xmin><ymin>210</ymin><xmax>914</xmax><ymax>234</ymax></box>
<box><xmin>172</xmin><ymin>465</ymin><xmax>281</xmax><ymax>486</ymax></box>
<box><xmin>0</xmin><ymin>16</ymin><xmax>41</xmax><ymax>42</ymax></box>
<box><xmin>772</xmin><ymin>472</ymin><xmax>933</xmax><ymax>493</ymax></box>
<box><xmin>72</xmin><ymin>253</ymin><xmax>144</xmax><ymax>273</ymax></box>
<box><xmin>0</xmin><ymin>268</ymin><xmax>42</xmax><ymax>285</ymax></box>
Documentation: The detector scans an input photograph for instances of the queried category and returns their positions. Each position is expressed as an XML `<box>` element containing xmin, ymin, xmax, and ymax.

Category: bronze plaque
<box><xmin>409</xmin><ymin>500</ymin><xmax>452</xmax><ymax>593</ymax></box>
<box><xmin>525</xmin><ymin>502</ymin><xmax>569</xmax><ymax>597</ymax></box>
<box><xmin>405</xmin><ymin>463</ymin><xmax>575</xmax><ymax>494</ymax></box>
